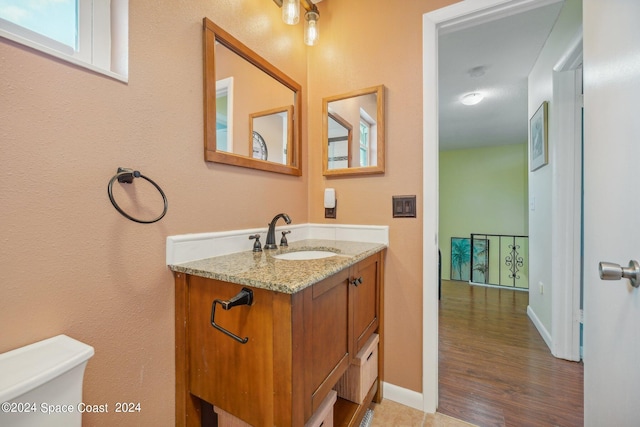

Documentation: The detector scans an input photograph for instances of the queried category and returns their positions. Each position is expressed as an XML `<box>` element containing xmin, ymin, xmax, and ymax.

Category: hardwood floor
<box><xmin>437</xmin><ymin>280</ymin><xmax>584</xmax><ymax>427</ymax></box>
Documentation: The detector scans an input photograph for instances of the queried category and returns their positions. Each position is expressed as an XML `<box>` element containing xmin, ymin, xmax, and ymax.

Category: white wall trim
<box><xmin>423</xmin><ymin>0</ymin><xmax>562</xmax><ymax>414</ymax></box>
<box><xmin>382</xmin><ymin>382</ymin><xmax>424</xmax><ymax>412</ymax></box>
<box><xmin>528</xmin><ymin>305</ymin><xmax>553</xmax><ymax>349</ymax></box>
<box><xmin>435</xmin><ymin>0</ymin><xmax>564</xmax><ymax>35</ymax></box>
<box><xmin>0</xmin><ymin>0</ymin><xmax>128</xmax><ymax>82</ymax></box>
<box><xmin>554</xmin><ymin>27</ymin><xmax>583</xmax><ymax>72</ymax></box>
<box><xmin>166</xmin><ymin>223</ymin><xmax>389</xmax><ymax>265</ymax></box>
<box><xmin>422</xmin><ymin>9</ymin><xmax>440</xmax><ymax>414</ymax></box>
<box><xmin>550</xmin><ymin>29</ymin><xmax>583</xmax><ymax>362</ymax></box>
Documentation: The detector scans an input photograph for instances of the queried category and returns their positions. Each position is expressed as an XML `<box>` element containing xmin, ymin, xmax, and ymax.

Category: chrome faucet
<box><xmin>264</xmin><ymin>213</ymin><xmax>291</xmax><ymax>249</ymax></box>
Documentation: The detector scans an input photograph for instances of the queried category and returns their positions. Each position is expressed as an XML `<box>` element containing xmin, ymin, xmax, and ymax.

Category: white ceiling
<box><xmin>438</xmin><ymin>2</ymin><xmax>564</xmax><ymax>151</ymax></box>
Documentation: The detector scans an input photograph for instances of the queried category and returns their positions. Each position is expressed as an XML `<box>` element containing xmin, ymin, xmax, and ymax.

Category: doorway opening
<box><xmin>422</xmin><ymin>0</ymin><xmax>583</xmax><ymax>414</ymax></box>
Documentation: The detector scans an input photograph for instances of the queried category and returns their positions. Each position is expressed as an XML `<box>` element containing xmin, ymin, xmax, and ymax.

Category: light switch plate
<box><xmin>392</xmin><ymin>195</ymin><xmax>416</xmax><ymax>218</ymax></box>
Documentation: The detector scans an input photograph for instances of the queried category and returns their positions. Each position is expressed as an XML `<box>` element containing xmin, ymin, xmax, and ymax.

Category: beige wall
<box><xmin>308</xmin><ymin>0</ymin><xmax>457</xmax><ymax>393</ymax></box>
<box><xmin>1</xmin><ymin>0</ymin><xmax>458</xmax><ymax>424</ymax></box>
<box><xmin>0</xmin><ymin>1</ymin><xmax>308</xmax><ymax>425</ymax></box>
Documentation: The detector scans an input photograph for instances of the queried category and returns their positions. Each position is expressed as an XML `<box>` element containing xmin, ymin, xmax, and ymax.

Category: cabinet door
<box><xmin>303</xmin><ymin>268</ymin><xmax>350</xmax><ymax>416</ymax></box>
<box><xmin>188</xmin><ymin>276</ymin><xmax>290</xmax><ymax>427</ymax></box>
<box><xmin>351</xmin><ymin>254</ymin><xmax>380</xmax><ymax>354</ymax></box>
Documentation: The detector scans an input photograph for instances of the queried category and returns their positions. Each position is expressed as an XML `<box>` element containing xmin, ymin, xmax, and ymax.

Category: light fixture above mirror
<box><xmin>281</xmin><ymin>0</ymin><xmax>300</xmax><ymax>24</ymax></box>
<box><xmin>304</xmin><ymin>8</ymin><xmax>320</xmax><ymax>46</ymax></box>
<box><xmin>273</xmin><ymin>0</ymin><xmax>321</xmax><ymax>46</ymax></box>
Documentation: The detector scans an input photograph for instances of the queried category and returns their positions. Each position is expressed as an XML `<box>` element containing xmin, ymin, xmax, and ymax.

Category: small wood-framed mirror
<box><xmin>250</xmin><ymin>105</ymin><xmax>293</xmax><ymax>164</ymax></box>
<box><xmin>203</xmin><ymin>18</ymin><xmax>302</xmax><ymax>176</ymax></box>
<box><xmin>322</xmin><ymin>85</ymin><xmax>385</xmax><ymax>176</ymax></box>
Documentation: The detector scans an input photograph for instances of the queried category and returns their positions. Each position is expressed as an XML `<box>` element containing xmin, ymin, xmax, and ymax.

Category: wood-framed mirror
<box><xmin>203</xmin><ymin>18</ymin><xmax>302</xmax><ymax>176</ymax></box>
<box><xmin>322</xmin><ymin>85</ymin><xmax>385</xmax><ymax>176</ymax></box>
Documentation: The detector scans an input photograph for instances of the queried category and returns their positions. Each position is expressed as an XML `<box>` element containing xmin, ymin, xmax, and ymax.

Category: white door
<box><xmin>583</xmin><ymin>1</ymin><xmax>640</xmax><ymax>425</ymax></box>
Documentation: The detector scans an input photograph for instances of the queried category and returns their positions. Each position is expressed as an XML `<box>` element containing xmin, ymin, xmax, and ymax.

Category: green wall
<box><xmin>439</xmin><ymin>144</ymin><xmax>528</xmax><ymax>282</ymax></box>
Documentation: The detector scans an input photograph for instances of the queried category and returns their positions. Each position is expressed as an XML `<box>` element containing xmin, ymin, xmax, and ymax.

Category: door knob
<box><xmin>599</xmin><ymin>260</ymin><xmax>640</xmax><ymax>288</ymax></box>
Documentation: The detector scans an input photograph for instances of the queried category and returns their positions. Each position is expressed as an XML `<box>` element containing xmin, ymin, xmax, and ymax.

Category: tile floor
<box><xmin>369</xmin><ymin>400</ymin><xmax>476</xmax><ymax>427</ymax></box>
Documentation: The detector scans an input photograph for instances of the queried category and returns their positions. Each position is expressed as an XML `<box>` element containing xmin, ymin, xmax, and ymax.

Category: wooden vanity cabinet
<box><xmin>174</xmin><ymin>251</ymin><xmax>384</xmax><ymax>427</ymax></box>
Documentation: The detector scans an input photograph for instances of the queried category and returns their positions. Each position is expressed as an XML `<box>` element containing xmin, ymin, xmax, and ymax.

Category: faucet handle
<box><xmin>280</xmin><ymin>230</ymin><xmax>291</xmax><ymax>247</ymax></box>
<box><xmin>249</xmin><ymin>234</ymin><xmax>262</xmax><ymax>252</ymax></box>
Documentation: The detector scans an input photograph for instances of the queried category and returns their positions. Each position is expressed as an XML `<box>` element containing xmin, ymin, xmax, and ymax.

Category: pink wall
<box><xmin>0</xmin><ymin>1</ymin><xmax>307</xmax><ymax>425</ymax></box>
<box><xmin>308</xmin><ymin>0</ymin><xmax>457</xmax><ymax>392</ymax></box>
<box><xmin>1</xmin><ymin>0</ymin><xmax>458</xmax><ymax>424</ymax></box>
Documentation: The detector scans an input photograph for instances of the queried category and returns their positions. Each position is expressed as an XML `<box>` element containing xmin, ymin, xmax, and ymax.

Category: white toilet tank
<box><xmin>0</xmin><ymin>335</ymin><xmax>94</xmax><ymax>427</ymax></box>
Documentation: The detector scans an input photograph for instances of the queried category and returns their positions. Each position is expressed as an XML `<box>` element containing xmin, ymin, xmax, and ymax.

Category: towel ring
<box><xmin>108</xmin><ymin>167</ymin><xmax>168</xmax><ymax>224</ymax></box>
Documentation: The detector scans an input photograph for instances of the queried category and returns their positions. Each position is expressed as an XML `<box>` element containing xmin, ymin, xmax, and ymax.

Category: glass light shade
<box><xmin>460</xmin><ymin>92</ymin><xmax>484</xmax><ymax>106</ymax></box>
<box><xmin>304</xmin><ymin>10</ymin><xmax>319</xmax><ymax>46</ymax></box>
<box><xmin>282</xmin><ymin>0</ymin><xmax>299</xmax><ymax>25</ymax></box>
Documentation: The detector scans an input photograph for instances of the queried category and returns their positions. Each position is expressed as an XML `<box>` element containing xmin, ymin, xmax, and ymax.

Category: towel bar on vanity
<box><xmin>210</xmin><ymin>288</ymin><xmax>254</xmax><ymax>344</ymax></box>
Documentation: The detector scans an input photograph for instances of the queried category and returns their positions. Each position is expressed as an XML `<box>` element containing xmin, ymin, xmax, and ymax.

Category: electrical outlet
<box><xmin>539</xmin><ymin>282</ymin><xmax>544</xmax><ymax>295</ymax></box>
<box><xmin>324</xmin><ymin>199</ymin><xmax>337</xmax><ymax>219</ymax></box>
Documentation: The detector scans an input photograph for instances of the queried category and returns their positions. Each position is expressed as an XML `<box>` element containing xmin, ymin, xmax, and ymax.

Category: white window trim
<box><xmin>359</xmin><ymin>120</ymin><xmax>370</xmax><ymax>167</ymax></box>
<box><xmin>216</xmin><ymin>77</ymin><xmax>235</xmax><ymax>152</ymax></box>
<box><xmin>359</xmin><ymin>108</ymin><xmax>376</xmax><ymax>167</ymax></box>
<box><xmin>0</xmin><ymin>0</ymin><xmax>128</xmax><ymax>82</ymax></box>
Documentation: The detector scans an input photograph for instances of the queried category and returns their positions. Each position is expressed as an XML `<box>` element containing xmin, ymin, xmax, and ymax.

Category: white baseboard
<box><xmin>382</xmin><ymin>382</ymin><xmax>426</xmax><ymax>413</ymax></box>
<box><xmin>527</xmin><ymin>305</ymin><xmax>553</xmax><ymax>351</ymax></box>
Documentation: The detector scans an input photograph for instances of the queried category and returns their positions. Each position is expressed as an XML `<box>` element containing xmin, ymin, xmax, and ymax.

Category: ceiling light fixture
<box><xmin>273</xmin><ymin>0</ymin><xmax>321</xmax><ymax>46</ymax></box>
<box><xmin>460</xmin><ymin>92</ymin><xmax>484</xmax><ymax>106</ymax></box>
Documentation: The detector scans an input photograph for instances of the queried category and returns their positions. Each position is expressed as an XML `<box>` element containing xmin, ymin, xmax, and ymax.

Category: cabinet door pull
<box><xmin>351</xmin><ymin>277</ymin><xmax>363</xmax><ymax>286</ymax></box>
<box><xmin>210</xmin><ymin>288</ymin><xmax>253</xmax><ymax>344</ymax></box>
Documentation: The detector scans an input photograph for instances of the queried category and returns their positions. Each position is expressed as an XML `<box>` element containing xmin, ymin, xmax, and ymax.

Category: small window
<box><xmin>0</xmin><ymin>0</ymin><xmax>128</xmax><ymax>81</ymax></box>
<box><xmin>216</xmin><ymin>77</ymin><xmax>234</xmax><ymax>152</ymax></box>
<box><xmin>358</xmin><ymin>107</ymin><xmax>377</xmax><ymax>168</ymax></box>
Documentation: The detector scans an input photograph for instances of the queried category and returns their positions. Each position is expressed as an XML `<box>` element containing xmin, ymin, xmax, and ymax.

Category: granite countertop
<box><xmin>168</xmin><ymin>239</ymin><xmax>386</xmax><ymax>294</ymax></box>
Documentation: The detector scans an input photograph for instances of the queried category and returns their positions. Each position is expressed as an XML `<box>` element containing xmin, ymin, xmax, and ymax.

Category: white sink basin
<box><xmin>272</xmin><ymin>250</ymin><xmax>338</xmax><ymax>260</ymax></box>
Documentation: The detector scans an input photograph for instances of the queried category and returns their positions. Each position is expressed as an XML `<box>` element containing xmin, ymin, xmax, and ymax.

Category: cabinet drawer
<box><xmin>304</xmin><ymin>390</ymin><xmax>336</xmax><ymax>427</ymax></box>
<box><xmin>334</xmin><ymin>333</ymin><xmax>379</xmax><ymax>404</ymax></box>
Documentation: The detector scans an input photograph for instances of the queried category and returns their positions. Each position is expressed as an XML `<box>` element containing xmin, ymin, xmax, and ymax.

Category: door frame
<box><xmin>550</xmin><ymin>32</ymin><xmax>583</xmax><ymax>361</ymax></box>
<box><xmin>422</xmin><ymin>0</ymin><xmax>567</xmax><ymax>412</ymax></box>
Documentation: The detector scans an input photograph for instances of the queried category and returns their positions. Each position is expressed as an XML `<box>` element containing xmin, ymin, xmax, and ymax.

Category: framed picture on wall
<box><xmin>530</xmin><ymin>101</ymin><xmax>548</xmax><ymax>171</ymax></box>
